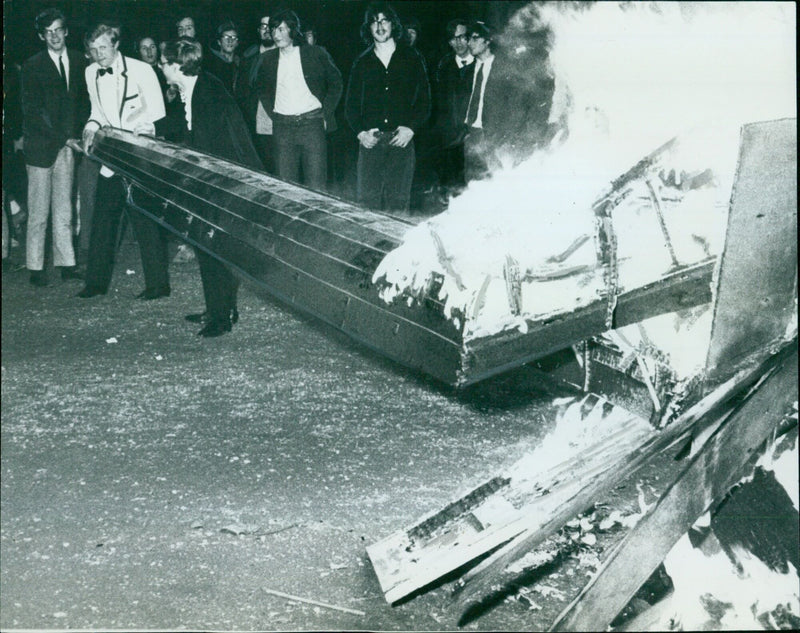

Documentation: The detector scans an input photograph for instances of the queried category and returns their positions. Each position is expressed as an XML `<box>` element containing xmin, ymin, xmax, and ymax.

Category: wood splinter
<box><xmin>262</xmin><ymin>588</ymin><xmax>366</xmax><ymax>616</ymax></box>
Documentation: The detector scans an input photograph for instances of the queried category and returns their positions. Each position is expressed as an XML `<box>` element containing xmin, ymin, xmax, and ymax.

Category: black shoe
<box><xmin>29</xmin><ymin>270</ymin><xmax>48</xmax><ymax>287</ymax></box>
<box><xmin>197</xmin><ymin>319</ymin><xmax>232</xmax><ymax>338</ymax></box>
<box><xmin>185</xmin><ymin>311</ymin><xmax>208</xmax><ymax>324</ymax></box>
<box><xmin>76</xmin><ymin>286</ymin><xmax>106</xmax><ymax>298</ymax></box>
<box><xmin>137</xmin><ymin>285</ymin><xmax>171</xmax><ymax>300</ymax></box>
<box><xmin>60</xmin><ymin>266</ymin><xmax>84</xmax><ymax>281</ymax></box>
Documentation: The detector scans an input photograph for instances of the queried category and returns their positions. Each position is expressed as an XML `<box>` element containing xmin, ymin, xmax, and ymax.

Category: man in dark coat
<box><xmin>159</xmin><ymin>37</ymin><xmax>263</xmax><ymax>337</ymax></box>
<box><xmin>21</xmin><ymin>7</ymin><xmax>89</xmax><ymax>285</ymax></box>
<box><xmin>256</xmin><ymin>9</ymin><xmax>342</xmax><ymax>191</ymax></box>
<box><xmin>344</xmin><ymin>1</ymin><xmax>431</xmax><ymax>213</ymax></box>
<box><xmin>236</xmin><ymin>13</ymin><xmax>277</xmax><ymax>173</ymax></box>
<box><xmin>463</xmin><ymin>21</ymin><xmax>555</xmax><ymax>182</ymax></box>
<box><xmin>434</xmin><ymin>18</ymin><xmax>474</xmax><ymax>195</ymax></box>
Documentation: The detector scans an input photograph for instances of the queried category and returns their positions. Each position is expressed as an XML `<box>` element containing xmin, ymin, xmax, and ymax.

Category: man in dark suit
<box><xmin>463</xmin><ymin>21</ymin><xmax>555</xmax><ymax>183</ymax></box>
<box><xmin>434</xmin><ymin>18</ymin><xmax>474</xmax><ymax>195</ymax></box>
<box><xmin>256</xmin><ymin>9</ymin><xmax>342</xmax><ymax>191</ymax></box>
<box><xmin>20</xmin><ymin>8</ymin><xmax>89</xmax><ymax>286</ymax></box>
<box><xmin>159</xmin><ymin>38</ymin><xmax>264</xmax><ymax>337</ymax></box>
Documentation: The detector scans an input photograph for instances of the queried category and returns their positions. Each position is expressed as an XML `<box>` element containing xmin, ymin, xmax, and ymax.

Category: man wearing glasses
<box><xmin>20</xmin><ymin>8</ymin><xmax>89</xmax><ymax>286</ymax></box>
<box><xmin>434</xmin><ymin>18</ymin><xmax>474</xmax><ymax>196</ymax></box>
<box><xmin>344</xmin><ymin>1</ymin><xmax>430</xmax><ymax>213</ymax></box>
<box><xmin>463</xmin><ymin>21</ymin><xmax>555</xmax><ymax>183</ymax></box>
<box><xmin>205</xmin><ymin>20</ymin><xmax>241</xmax><ymax>97</ymax></box>
<box><xmin>237</xmin><ymin>13</ymin><xmax>278</xmax><ymax>173</ymax></box>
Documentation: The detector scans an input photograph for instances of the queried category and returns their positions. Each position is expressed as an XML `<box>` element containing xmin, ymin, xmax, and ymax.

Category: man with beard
<box><xmin>236</xmin><ymin>12</ymin><xmax>278</xmax><ymax>173</ymax></box>
<box><xmin>344</xmin><ymin>1</ymin><xmax>430</xmax><ymax>213</ymax></box>
<box><xmin>159</xmin><ymin>38</ymin><xmax>263</xmax><ymax>337</ymax></box>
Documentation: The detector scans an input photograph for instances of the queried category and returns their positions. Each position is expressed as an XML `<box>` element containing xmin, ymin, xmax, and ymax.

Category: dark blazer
<box><xmin>235</xmin><ymin>44</ymin><xmax>269</xmax><ymax>127</ymax></box>
<box><xmin>188</xmin><ymin>72</ymin><xmax>263</xmax><ymax>171</ymax></box>
<box><xmin>480</xmin><ymin>53</ymin><xmax>554</xmax><ymax>151</ymax></box>
<box><xmin>434</xmin><ymin>54</ymin><xmax>474</xmax><ymax>147</ymax></box>
<box><xmin>205</xmin><ymin>49</ymin><xmax>241</xmax><ymax>98</ymax></box>
<box><xmin>256</xmin><ymin>45</ymin><xmax>343</xmax><ymax>133</ymax></box>
<box><xmin>20</xmin><ymin>48</ymin><xmax>88</xmax><ymax>167</ymax></box>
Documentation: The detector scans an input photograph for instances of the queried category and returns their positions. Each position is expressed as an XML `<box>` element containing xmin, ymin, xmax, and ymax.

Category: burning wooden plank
<box><xmin>550</xmin><ymin>342</ymin><xmax>798</xmax><ymax>632</ymax></box>
<box><xmin>87</xmin><ymin>128</ymin><xmax>721</xmax><ymax>387</ymax></box>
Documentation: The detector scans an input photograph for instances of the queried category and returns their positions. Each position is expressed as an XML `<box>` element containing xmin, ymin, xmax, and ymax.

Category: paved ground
<box><xmin>1</xmin><ymin>237</ymin><xmax>668</xmax><ymax>631</ymax></box>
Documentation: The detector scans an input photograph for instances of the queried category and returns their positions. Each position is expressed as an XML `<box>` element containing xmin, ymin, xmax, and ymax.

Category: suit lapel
<box><xmin>118</xmin><ymin>55</ymin><xmax>130</xmax><ymax>121</ymax></box>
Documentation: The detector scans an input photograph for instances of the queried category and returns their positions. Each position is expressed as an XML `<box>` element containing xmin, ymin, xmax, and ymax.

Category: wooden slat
<box><xmin>550</xmin><ymin>343</ymin><xmax>798</xmax><ymax>631</ymax></box>
<box><xmin>451</xmin><ymin>340</ymin><xmax>796</xmax><ymax>612</ymax></box>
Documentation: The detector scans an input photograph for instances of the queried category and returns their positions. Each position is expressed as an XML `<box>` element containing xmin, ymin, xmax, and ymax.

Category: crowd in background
<box><xmin>2</xmin><ymin>0</ymin><xmax>556</xmax><ymax>338</ymax></box>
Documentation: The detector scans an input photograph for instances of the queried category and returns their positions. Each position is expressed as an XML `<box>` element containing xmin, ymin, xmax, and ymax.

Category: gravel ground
<box><xmin>1</xmin><ymin>239</ymin><xmax>674</xmax><ymax>631</ymax></box>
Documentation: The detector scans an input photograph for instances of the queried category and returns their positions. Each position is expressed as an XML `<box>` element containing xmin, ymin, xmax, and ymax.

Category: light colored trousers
<box><xmin>26</xmin><ymin>145</ymin><xmax>75</xmax><ymax>270</ymax></box>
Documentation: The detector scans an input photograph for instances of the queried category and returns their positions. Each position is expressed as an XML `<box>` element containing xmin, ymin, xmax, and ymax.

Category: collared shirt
<box><xmin>180</xmin><ymin>74</ymin><xmax>199</xmax><ymax>131</ymax></box>
<box><xmin>47</xmin><ymin>49</ymin><xmax>69</xmax><ymax>89</ymax></box>
<box><xmin>274</xmin><ymin>46</ymin><xmax>322</xmax><ymax>116</ymax></box>
<box><xmin>455</xmin><ymin>53</ymin><xmax>474</xmax><ymax>69</ymax></box>
<box><xmin>466</xmin><ymin>54</ymin><xmax>494</xmax><ymax>128</ymax></box>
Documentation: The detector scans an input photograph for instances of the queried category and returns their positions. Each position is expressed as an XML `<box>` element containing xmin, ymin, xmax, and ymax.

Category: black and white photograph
<box><xmin>1</xmin><ymin>1</ymin><xmax>797</xmax><ymax>630</ymax></box>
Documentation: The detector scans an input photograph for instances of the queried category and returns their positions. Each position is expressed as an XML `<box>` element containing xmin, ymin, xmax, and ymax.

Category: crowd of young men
<box><xmin>7</xmin><ymin>2</ymin><xmax>555</xmax><ymax>338</ymax></box>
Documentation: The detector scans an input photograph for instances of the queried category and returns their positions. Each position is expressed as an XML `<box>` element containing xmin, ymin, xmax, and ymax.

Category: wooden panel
<box><xmin>705</xmin><ymin>118</ymin><xmax>798</xmax><ymax>386</ymax></box>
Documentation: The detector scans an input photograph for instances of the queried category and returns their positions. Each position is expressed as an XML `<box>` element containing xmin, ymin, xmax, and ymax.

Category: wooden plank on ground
<box><xmin>450</xmin><ymin>340</ymin><xmax>795</xmax><ymax>613</ymax></box>
<box><xmin>549</xmin><ymin>342</ymin><xmax>798</xmax><ymax>632</ymax></box>
<box><xmin>366</xmin><ymin>394</ymin><xmax>653</xmax><ymax>604</ymax></box>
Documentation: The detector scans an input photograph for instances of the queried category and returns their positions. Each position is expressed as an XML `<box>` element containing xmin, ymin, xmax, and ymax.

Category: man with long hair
<box><xmin>344</xmin><ymin>1</ymin><xmax>430</xmax><ymax>212</ymax></box>
<box><xmin>159</xmin><ymin>37</ymin><xmax>263</xmax><ymax>337</ymax></box>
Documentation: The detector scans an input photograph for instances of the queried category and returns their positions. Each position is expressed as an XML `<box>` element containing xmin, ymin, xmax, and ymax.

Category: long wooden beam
<box><xmin>88</xmin><ymin>128</ymin><xmax>716</xmax><ymax>387</ymax></box>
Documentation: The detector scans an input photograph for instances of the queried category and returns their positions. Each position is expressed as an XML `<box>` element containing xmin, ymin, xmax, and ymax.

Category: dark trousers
<box><xmin>438</xmin><ymin>142</ymin><xmax>466</xmax><ymax>191</ymax></box>
<box><xmin>84</xmin><ymin>174</ymin><xmax>169</xmax><ymax>293</ymax></box>
<box><xmin>464</xmin><ymin>128</ymin><xmax>491</xmax><ymax>184</ymax></box>
<box><xmin>253</xmin><ymin>134</ymin><xmax>276</xmax><ymax>176</ymax></box>
<box><xmin>356</xmin><ymin>141</ymin><xmax>415</xmax><ymax>212</ymax></box>
<box><xmin>196</xmin><ymin>249</ymin><xmax>238</xmax><ymax>322</ymax></box>
<box><xmin>273</xmin><ymin>114</ymin><xmax>327</xmax><ymax>191</ymax></box>
<box><xmin>77</xmin><ymin>156</ymin><xmax>100</xmax><ymax>253</ymax></box>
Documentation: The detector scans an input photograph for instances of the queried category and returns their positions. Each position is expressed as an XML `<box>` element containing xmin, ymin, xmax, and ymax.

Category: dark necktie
<box><xmin>466</xmin><ymin>63</ymin><xmax>484</xmax><ymax>127</ymax></box>
<box><xmin>97</xmin><ymin>67</ymin><xmax>114</xmax><ymax>77</ymax></box>
<box><xmin>58</xmin><ymin>55</ymin><xmax>68</xmax><ymax>91</ymax></box>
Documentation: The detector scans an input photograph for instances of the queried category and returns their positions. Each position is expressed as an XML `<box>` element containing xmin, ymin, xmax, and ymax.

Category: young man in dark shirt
<box><xmin>344</xmin><ymin>1</ymin><xmax>430</xmax><ymax>213</ymax></box>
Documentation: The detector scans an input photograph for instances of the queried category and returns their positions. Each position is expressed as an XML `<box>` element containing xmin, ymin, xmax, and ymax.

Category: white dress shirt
<box><xmin>274</xmin><ymin>47</ymin><xmax>322</xmax><ymax>116</ymax></box>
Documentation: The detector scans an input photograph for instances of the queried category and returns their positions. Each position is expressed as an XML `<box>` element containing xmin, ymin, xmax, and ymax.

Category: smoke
<box><xmin>533</xmin><ymin>1</ymin><xmax>796</xmax><ymax>178</ymax></box>
<box><xmin>372</xmin><ymin>2</ymin><xmax>796</xmax><ymax>338</ymax></box>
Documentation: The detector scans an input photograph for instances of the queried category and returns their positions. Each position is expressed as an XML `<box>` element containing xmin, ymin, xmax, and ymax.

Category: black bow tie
<box><xmin>97</xmin><ymin>67</ymin><xmax>114</xmax><ymax>77</ymax></box>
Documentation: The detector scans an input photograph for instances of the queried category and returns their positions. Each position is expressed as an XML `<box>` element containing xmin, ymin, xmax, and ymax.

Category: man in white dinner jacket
<box><xmin>77</xmin><ymin>22</ymin><xmax>171</xmax><ymax>300</ymax></box>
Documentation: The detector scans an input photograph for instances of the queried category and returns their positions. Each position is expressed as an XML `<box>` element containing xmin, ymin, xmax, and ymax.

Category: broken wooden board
<box><xmin>451</xmin><ymin>338</ymin><xmax>797</xmax><ymax>615</ymax></box>
<box><xmin>704</xmin><ymin>118</ymin><xmax>798</xmax><ymax>388</ymax></box>
<box><xmin>366</xmin><ymin>394</ymin><xmax>655</xmax><ymax>604</ymax></box>
<box><xmin>89</xmin><ymin>128</ymin><xmax>717</xmax><ymax>387</ymax></box>
<box><xmin>550</xmin><ymin>341</ymin><xmax>798</xmax><ymax>632</ymax></box>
